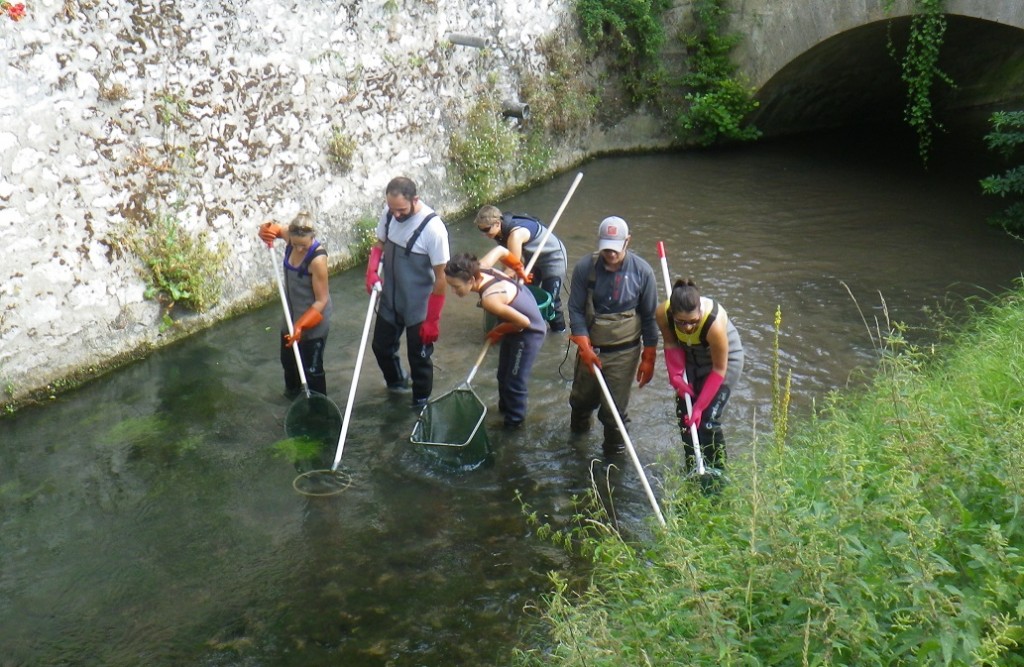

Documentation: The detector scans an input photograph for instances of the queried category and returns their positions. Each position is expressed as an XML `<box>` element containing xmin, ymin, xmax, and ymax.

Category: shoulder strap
<box><xmin>699</xmin><ymin>300</ymin><xmax>720</xmax><ymax>346</ymax></box>
<box><xmin>404</xmin><ymin>212</ymin><xmax>438</xmax><ymax>257</ymax></box>
<box><xmin>479</xmin><ymin>268</ymin><xmax>519</xmax><ymax>299</ymax></box>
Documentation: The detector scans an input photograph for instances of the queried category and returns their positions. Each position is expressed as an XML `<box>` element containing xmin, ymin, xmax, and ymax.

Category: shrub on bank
<box><xmin>518</xmin><ymin>284</ymin><xmax>1024</xmax><ymax>665</ymax></box>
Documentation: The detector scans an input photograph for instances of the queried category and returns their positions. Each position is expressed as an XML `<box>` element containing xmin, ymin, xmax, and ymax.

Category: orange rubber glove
<box><xmin>285</xmin><ymin>307</ymin><xmax>323</xmax><ymax>347</ymax></box>
<box><xmin>419</xmin><ymin>293</ymin><xmax>445</xmax><ymax>345</ymax></box>
<box><xmin>486</xmin><ymin>322</ymin><xmax>522</xmax><ymax>344</ymax></box>
<box><xmin>500</xmin><ymin>254</ymin><xmax>533</xmax><ymax>284</ymax></box>
<box><xmin>569</xmin><ymin>335</ymin><xmax>601</xmax><ymax>372</ymax></box>
<box><xmin>366</xmin><ymin>245</ymin><xmax>384</xmax><ymax>294</ymax></box>
<box><xmin>636</xmin><ymin>346</ymin><xmax>657</xmax><ymax>388</ymax></box>
<box><xmin>258</xmin><ymin>221</ymin><xmax>283</xmax><ymax>246</ymax></box>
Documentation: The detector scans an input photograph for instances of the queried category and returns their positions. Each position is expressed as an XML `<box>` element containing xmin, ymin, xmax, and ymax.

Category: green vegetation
<box><xmin>351</xmin><ymin>215</ymin><xmax>380</xmax><ymax>263</ymax></box>
<box><xmin>108</xmin><ymin>87</ymin><xmax>229</xmax><ymax>321</ymax></box>
<box><xmin>120</xmin><ymin>211</ymin><xmax>228</xmax><ymax>316</ymax></box>
<box><xmin>517</xmin><ymin>283</ymin><xmax>1024</xmax><ymax>665</ymax></box>
<box><xmin>446</xmin><ymin>95</ymin><xmax>548</xmax><ymax>206</ymax></box>
<box><xmin>272</xmin><ymin>436</ymin><xmax>324</xmax><ymax>463</ymax></box>
<box><xmin>575</xmin><ymin>0</ymin><xmax>670</xmax><ymax>104</ymax></box>
<box><xmin>884</xmin><ymin>0</ymin><xmax>954</xmax><ymax>165</ymax></box>
<box><xmin>326</xmin><ymin>126</ymin><xmax>357</xmax><ymax>173</ymax></box>
<box><xmin>677</xmin><ymin>0</ymin><xmax>760</xmax><ymax>146</ymax></box>
<box><xmin>522</xmin><ymin>35</ymin><xmax>599</xmax><ymax>138</ymax></box>
<box><xmin>981</xmin><ymin>110</ymin><xmax>1024</xmax><ymax>236</ymax></box>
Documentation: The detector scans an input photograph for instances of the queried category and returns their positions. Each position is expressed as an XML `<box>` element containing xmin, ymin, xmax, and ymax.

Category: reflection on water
<box><xmin>2</xmin><ymin>126</ymin><xmax>1023</xmax><ymax>665</ymax></box>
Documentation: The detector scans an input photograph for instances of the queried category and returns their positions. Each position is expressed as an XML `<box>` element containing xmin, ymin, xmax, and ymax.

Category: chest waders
<box><xmin>667</xmin><ymin>297</ymin><xmax>744</xmax><ymax>472</ymax></box>
<box><xmin>372</xmin><ymin>212</ymin><xmax>439</xmax><ymax>402</ymax></box>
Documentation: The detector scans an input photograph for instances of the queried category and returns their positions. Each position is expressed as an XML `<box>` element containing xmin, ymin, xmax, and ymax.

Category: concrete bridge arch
<box><xmin>725</xmin><ymin>1</ymin><xmax>1024</xmax><ymax>135</ymax></box>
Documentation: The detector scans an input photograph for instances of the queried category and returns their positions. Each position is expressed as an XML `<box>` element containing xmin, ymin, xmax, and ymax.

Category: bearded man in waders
<box><xmin>365</xmin><ymin>177</ymin><xmax>451</xmax><ymax>409</ymax></box>
<box><xmin>567</xmin><ymin>216</ymin><xmax>659</xmax><ymax>457</ymax></box>
<box><xmin>474</xmin><ymin>204</ymin><xmax>569</xmax><ymax>333</ymax></box>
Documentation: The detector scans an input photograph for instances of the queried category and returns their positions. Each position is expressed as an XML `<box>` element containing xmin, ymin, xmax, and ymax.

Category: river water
<box><xmin>2</xmin><ymin>123</ymin><xmax>1022</xmax><ymax>666</ymax></box>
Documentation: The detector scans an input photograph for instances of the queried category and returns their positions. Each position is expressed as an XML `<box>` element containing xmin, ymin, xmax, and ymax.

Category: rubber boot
<box><xmin>602</xmin><ymin>425</ymin><xmax>625</xmax><ymax>457</ymax></box>
<box><xmin>570</xmin><ymin>409</ymin><xmax>592</xmax><ymax>434</ymax></box>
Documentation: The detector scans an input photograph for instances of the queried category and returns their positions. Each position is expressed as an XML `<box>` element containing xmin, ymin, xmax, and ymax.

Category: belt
<box><xmin>594</xmin><ymin>339</ymin><xmax>640</xmax><ymax>355</ymax></box>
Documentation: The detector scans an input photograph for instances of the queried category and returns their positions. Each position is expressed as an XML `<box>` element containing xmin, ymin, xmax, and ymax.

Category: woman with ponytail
<box><xmin>444</xmin><ymin>251</ymin><xmax>546</xmax><ymax>429</ymax></box>
<box><xmin>655</xmin><ymin>277</ymin><xmax>744</xmax><ymax>471</ymax></box>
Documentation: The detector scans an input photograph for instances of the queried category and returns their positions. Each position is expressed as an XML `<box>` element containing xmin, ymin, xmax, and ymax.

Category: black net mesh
<box><xmin>284</xmin><ymin>393</ymin><xmax>343</xmax><ymax>446</ymax></box>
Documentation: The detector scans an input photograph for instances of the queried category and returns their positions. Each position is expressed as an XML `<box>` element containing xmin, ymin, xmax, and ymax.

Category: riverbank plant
<box><xmin>120</xmin><ymin>211</ymin><xmax>228</xmax><ymax>316</ymax></box>
<box><xmin>884</xmin><ymin>0</ymin><xmax>954</xmax><ymax>165</ymax></box>
<box><xmin>516</xmin><ymin>283</ymin><xmax>1024</xmax><ymax>665</ymax></box>
<box><xmin>677</xmin><ymin>0</ymin><xmax>760</xmax><ymax>147</ymax></box>
<box><xmin>574</xmin><ymin>0</ymin><xmax>670</xmax><ymax>105</ymax></box>
<box><xmin>448</xmin><ymin>96</ymin><xmax>549</xmax><ymax>207</ymax></box>
<box><xmin>980</xmin><ymin>110</ymin><xmax>1024</xmax><ymax>236</ymax></box>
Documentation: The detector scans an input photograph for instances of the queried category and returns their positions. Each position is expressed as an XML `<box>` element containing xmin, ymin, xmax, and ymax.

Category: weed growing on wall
<box><xmin>351</xmin><ymin>215</ymin><xmax>379</xmax><ymax>262</ymax></box>
<box><xmin>677</xmin><ymin>0</ymin><xmax>760</xmax><ymax>146</ymax></box>
<box><xmin>120</xmin><ymin>211</ymin><xmax>228</xmax><ymax>316</ymax></box>
<box><xmin>574</xmin><ymin>0</ymin><xmax>671</xmax><ymax>105</ymax></box>
<box><xmin>521</xmin><ymin>35</ymin><xmax>599</xmax><ymax>138</ymax></box>
<box><xmin>884</xmin><ymin>0</ymin><xmax>954</xmax><ymax>165</ymax></box>
<box><xmin>107</xmin><ymin>86</ymin><xmax>230</xmax><ymax>321</ymax></box>
<box><xmin>326</xmin><ymin>127</ymin><xmax>357</xmax><ymax>173</ymax></box>
<box><xmin>980</xmin><ymin>110</ymin><xmax>1024</xmax><ymax>236</ymax></box>
<box><xmin>449</xmin><ymin>98</ymin><xmax>521</xmax><ymax>207</ymax></box>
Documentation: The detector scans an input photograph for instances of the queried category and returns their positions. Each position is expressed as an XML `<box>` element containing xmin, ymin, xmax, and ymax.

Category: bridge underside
<box><xmin>751</xmin><ymin>15</ymin><xmax>1024</xmax><ymax>138</ymax></box>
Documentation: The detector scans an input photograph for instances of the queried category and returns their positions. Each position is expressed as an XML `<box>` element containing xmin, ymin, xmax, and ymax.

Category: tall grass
<box><xmin>516</xmin><ymin>283</ymin><xmax>1024</xmax><ymax>666</ymax></box>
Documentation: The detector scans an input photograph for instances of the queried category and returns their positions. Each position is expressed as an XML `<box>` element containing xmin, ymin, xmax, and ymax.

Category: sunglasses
<box><xmin>673</xmin><ymin>312</ymin><xmax>701</xmax><ymax>328</ymax></box>
<box><xmin>476</xmin><ymin>223</ymin><xmax>495</xmax><ymax>233</ymax></box>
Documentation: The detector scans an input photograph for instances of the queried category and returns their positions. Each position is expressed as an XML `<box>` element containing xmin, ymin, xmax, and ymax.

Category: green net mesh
<box><xmin>410</xmin><ymin>387</ymin><xmax>490</xmax><ymax>468</ymax></box>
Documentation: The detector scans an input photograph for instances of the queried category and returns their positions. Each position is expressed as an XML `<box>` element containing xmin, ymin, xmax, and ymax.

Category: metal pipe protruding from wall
<box><xmin>447</xmin><ymin>33</ymin><xmax>487</xmax><ymax>48</ymax></box>
<box><xmin>501</xmin><ymin>99</ymin><xmax>530</xmax><ymax>120</ymax></box>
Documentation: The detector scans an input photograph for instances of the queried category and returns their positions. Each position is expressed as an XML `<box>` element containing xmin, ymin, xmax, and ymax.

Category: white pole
<box><xmin>656</xmin><ymin>241</ymin><xmax>706</xmax><ymax>476</ymax></box>
<box><xmin>331</xmin><ymin>284</ymin><xmax>380</xmax><ymax>470</ymax></box>
<box><xmin>522</xmin><ymin>171</ymin><xmax>583</xmax><ymax>278</ymax></box>
<box><xmin>268</xmin><ymin>244</ymin><xmax>312</xmax><ymax>397</ymax></box>
<box><xmin>592</xmin><ymin>365</ymin><xmax>667</xmax><ymax>528</ymax></box>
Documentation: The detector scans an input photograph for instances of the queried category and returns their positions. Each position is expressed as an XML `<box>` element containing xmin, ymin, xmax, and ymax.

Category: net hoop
<box><xmin>292</xmin><ymin>468</ymin><xmax>353</xmax><ymax>497</ymax></box>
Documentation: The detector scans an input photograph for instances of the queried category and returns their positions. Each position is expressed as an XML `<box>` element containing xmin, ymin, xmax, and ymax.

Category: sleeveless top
<box><xmin>283</xmin><ymin>240</ymin><xmax>331</xmax><ymax>340</ymax></box>
<box><xmin>479</xmin><ymin>269</ymin><xmax>546</xmax><ymax>335</ymax></box>
<box><xmin>498</xmin><ymin>213</ymin><xmax>567</xmax><ymax>277</ymax></box>
<box><xmin>665</xmin><ymin>296</ymin><xmax>743</xmax><ymax>382</ymax></box>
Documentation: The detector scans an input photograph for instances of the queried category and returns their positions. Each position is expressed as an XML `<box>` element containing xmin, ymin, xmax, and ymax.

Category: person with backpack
<box><xmin>566</xmin><ymin>216</ymin><xmax>659</xmax><ymax>456</ymax></box>
<box><xmin>258</xmin><ymin>211</ymin><xmax>333</xmax><ymax>398</ymax></box>
<box><xmin>365</xmin><ymin>177</ymin><xmax>451</xmax><ymax>409</ymax></box>
<box><xmin>474</xmin><ymin>205</ymin><xmax>568</xmax><ymax>332</ymax></box>
<box><xmin>444</xmin><ymin>251</ymin><xmax>546</xmax><ymax>429</ymax></box>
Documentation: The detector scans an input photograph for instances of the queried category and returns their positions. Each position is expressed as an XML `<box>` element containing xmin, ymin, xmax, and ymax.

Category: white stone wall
<box><xmin>0</xmin><ymin>0</ymin><xmax>673</xmax><ymax>402</ymax></box>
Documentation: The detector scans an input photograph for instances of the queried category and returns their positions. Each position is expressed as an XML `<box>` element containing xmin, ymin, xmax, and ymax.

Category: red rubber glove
<box><xmin>365</xmin><ymin>245</ymin><xmax>383</xmax><ymax>294</ymax></box>
<box><xmin>569</xmin><ymin>335</ymin><xmax>601</xmax><ymax>373</ymax></box>
<box><xmin>285</xmin><ymin>307</ymin><xmax>323</xmax><ymax>347</ymax></box>
<box><xmin>486</xmin><ymin>322</ymin><xmax>522</xmax><ymax>344</ymax></box>
<box><xmin>500</xmin><ymin>253</ymin><xmax>533</xmax><ymax>285</ymax></box>
<box><xmin>636</xmin><ymin>346</ymin><xmax>657</xmax><ymax>388</ymax></box>
<box><xmin>419</xmin><ymin>293</ymin><xmax>445</xmax><ymax>345</ymax></box>
<box><xmin>258</xmin><ymin>221</ymin><xmax>283</xmax><ymax>246</ymax></box>
<box><xmin>683</xmin><ymin>370</ymin><xmax>725</xmax><ymax>430</ymax></box>
<box><xmin>664</xmin><ymin>347</ymin><xmax>694</xmax><ymax>399</ymax></box>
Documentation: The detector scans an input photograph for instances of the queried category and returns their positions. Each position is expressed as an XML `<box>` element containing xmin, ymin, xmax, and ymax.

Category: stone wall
<box><xmin>0</xmin><ymin>0</ymin><xmax>678</xmax><ymax>404</ymax></box>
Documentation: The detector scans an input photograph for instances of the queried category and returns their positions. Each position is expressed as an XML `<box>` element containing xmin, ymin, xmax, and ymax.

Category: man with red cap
<box><xmin>566</xmin><ymin>216</ymin><xmax>659</xmax><ymax>456</ymax></box>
